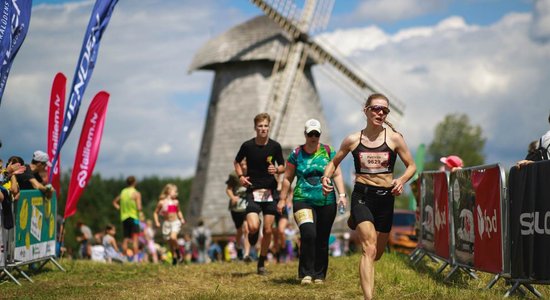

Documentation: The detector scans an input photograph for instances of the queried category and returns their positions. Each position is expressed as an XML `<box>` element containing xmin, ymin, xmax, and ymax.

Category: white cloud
<box><xmin>155</xmin><ymin>143</ymin><xmax>172</xmax><ymax>155</ymax></box>
<box><xmin>316</xmin><ymin>12</ymin><xmax>550</xmax><ymax>170</ymax></box>
<box><xmin>354</xmin><ymin>0</ymin><xmax>448</xmax><ymax>23</ymax></box>
<box><xmin>0</xmin><ymin>0</ymin><xmax>248</xmax><ymax>178</ymax></box>
<box><xmin>531</xmin><ymin>0</ymin><xmax>550</xmax><ymax>43</ymax></box>
<box><xmin>1</xmin><ymin>1</ymin><xmax>548</xmax><ymax>182</ymax></box>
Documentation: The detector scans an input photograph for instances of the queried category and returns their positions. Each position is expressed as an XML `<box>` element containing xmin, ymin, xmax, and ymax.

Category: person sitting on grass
<box><xmin>103</xmin><ymin>224</ymin><xmax>126</xmax><ymax>263</ymax></box>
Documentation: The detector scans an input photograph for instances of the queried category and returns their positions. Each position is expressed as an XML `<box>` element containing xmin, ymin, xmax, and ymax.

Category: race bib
<box><xmin>359</xmin><ymin>151</ymin><xmax>390</xmax><ymax>173</ymax></box>
<box><xmin>233</xmin><ymin>197</ymin><xmax>248</xmax><ymax>212</ymax></box>
<box><xmin>294</xmin><ymin>209</ymin><xmax>314</xmax><ymax>226</ymax></box>
<box><xmin>252</xmin><ymin>189</ymin><xmax>273</xmax><ymax>202</ymax></box>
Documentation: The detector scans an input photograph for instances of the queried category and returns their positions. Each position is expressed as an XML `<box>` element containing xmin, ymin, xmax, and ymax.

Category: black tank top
<box><xmin>351</xmin><ymin>129</ymin><xmax>397</xmax><ymax>175</ymax></box>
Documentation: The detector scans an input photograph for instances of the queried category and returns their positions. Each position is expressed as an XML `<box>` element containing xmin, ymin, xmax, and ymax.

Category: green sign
<box><xmin>14</xmin><ymin>190</ymin><xmax>57</xmax><ymax>262</ymax></box>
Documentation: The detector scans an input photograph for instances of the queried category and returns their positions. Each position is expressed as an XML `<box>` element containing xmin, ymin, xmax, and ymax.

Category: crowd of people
<box><xmin>3</xmin><ymin>97</ymin><xmax>547</xmax><ymax>300</ymax></box>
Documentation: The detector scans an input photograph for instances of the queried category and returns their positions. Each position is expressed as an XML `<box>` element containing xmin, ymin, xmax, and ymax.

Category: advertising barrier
<box><xmin>418</xmin><ymin>171</ymin><xmax>450</xmax><ymax>260</ymax></box>
<box><xmin>509</xmin><ymin>160</ymin><xmax>550</xmax><ymax>281</ymax></box>
<box><xmin>411</xmin><ymin>171</ymin><xmax>451</xmax><ymax>271</ymax></box>
<box><xmin>449</xmin><ymin>165</ymin><xmax>506</xmax><ymax>275</ymax></box>
<box><xmin>13</xmin><ymin>190</ymin><xmax>57</xmax><ymax>263</ymax></box>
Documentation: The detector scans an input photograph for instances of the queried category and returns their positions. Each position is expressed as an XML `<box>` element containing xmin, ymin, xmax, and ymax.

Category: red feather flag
<box><xmin>64</xmin><ymin>91</ymin><xmax>110</xmax><ymax>219</ymax></box>
<box><xmin>47</xmin><ymin>73</ymin><xmax>66</xmax><ymax>199</ymax></box>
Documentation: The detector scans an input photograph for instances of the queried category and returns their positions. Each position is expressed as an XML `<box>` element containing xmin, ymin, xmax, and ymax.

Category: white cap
<box><xmin>33</xmin><ymin>150</ymin><xmax>52</xmax><ymax>167</ymax></box>
<box><xmin>304</xmin><ymin>119</ymin><xmax>321</xmax><ymax>134</ymax></box>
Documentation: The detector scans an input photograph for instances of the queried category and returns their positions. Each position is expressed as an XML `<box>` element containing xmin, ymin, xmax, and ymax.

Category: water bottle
<box><xmin>338</xmin><ymin>202</ymin><xmax>345</xmax><ymax>215</ymax></box>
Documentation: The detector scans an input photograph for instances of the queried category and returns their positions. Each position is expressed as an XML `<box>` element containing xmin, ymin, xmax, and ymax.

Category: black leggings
<box><xmin>293</xmin><ymin>201</ymin><xmax>336</xmax><ymax>280</ymax></box>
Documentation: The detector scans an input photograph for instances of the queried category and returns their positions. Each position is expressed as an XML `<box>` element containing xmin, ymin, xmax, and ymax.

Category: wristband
<box><xmin>339</xmin><ymin>193</ymin><xmax>346</xmax><ymax>197</ymax></box>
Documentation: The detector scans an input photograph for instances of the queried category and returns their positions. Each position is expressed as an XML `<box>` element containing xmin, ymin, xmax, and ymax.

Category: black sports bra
<box><xmin>351</xmin><ymin>129</ymin><xmax>397</xmax><ymax>175</ymax></box>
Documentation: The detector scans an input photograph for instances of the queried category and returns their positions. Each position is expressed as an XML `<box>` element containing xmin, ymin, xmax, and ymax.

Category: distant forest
<box><xmin>57</xmin><ymin>173</ymin><xmax>193</xmax><ymax>254</ymax></box>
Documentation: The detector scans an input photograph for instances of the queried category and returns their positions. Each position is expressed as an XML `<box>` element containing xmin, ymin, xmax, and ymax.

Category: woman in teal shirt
<box><xmin>278</xmin><ymin>119</ymin><xmax>347</xmax><ymax>285</ymax></box>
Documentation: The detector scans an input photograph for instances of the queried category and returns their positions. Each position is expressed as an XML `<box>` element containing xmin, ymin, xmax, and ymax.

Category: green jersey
<box><xmin>287</xmin><ymin>144</ymin><xmax>336</xmax><ymax>206</ymax></box>
<box><xmin>120</xmin><ymin>186</ymin><xmax>138</xmax><ymax>221</ymax></box>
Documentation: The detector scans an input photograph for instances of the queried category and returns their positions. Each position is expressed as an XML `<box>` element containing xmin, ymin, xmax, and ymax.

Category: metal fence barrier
<box><xmin>1</xmin><ymin>190</ymin><xmax>65</xmax><ymax>286</ymax></box>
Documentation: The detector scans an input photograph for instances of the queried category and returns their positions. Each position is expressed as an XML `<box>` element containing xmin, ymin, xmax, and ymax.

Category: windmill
<box><xmin>186</xmin><ymin>0</ymin><xmax>405</xmax><ymax>235</ymax></box>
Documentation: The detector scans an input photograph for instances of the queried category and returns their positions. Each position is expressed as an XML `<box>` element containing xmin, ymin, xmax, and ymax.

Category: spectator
<box><xmin>153</xmin><ymin>183</ymin><xmax>186</xmax><ymax>265</ymax></box>
<box><xmin>144</xmin><ymin>219</ymin><xmax>159</xmax><ymax>263</ymax></box>
<box><xmin>192</xmin><ymin>220</ymin><xmax>211</xmax><ymax>263</ymax></box>
<box><xmin>208</xmin><ymin>240</ymin><xmax>223</xmax><ymax>262</ymax></box>
<box><xmin>518</xmin><ymin>113</ymin><xmax>550</xmax><ymax>167</ymax></box>
<box><xmin>112</xmin><ymin>176</ymin><xmax>142</xmax><ymax>262</ymax></box>
<box><xmin>103</xmin><ymin>224</ymin><xmax>126</xmax><ymax>263</ymax></box>
<box><xmin>440</xmin><ymin>155</ymin><xmax>464</xmax><ymax>172</ymax></box>
<box><xmin>15</xmin><ymin>151</ymin><xmax>53</xmax><ymax>197</ymax></box>
<box><xmin>76</xmin><ymin>221</ymin><xmax>93</xmax><ymax>259</ymax></box>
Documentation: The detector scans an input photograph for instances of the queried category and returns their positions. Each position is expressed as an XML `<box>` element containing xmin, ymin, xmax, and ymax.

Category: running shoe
<box><xmin>243</xmin><ymin>255</ymin><xmax>252</xmax><ymax>263</ymax></box>
<box><xmin>314</xmin><ymin>279</ymin><xmax>324</xmax><ymax>284</ymax></box>
<box><xmin>257</xmin><ymin>266</ymin><xmax>268</xmax><ymax>275</ymax></box>
<box><xmin>301</xmin><ymin>276</ymin><xmax>312</xmax><ymax>284</ymax></box>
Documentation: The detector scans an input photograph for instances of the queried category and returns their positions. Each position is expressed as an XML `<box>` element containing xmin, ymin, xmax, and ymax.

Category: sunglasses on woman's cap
<box><xmin>367</xmin><ymin>105</ymin><xmax>390</xmax><ymax>115</ymax></box>
<box><xmin>306</xmin><ymin>131</ymin><xmax>320</xmax><ymax>137</ymax></box>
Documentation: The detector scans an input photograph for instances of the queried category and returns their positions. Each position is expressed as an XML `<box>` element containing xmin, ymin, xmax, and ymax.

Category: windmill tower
<box><xmin>187</xmin><ymin>0</ymin><xmax>405</xmax><ymax>234</ymax></box>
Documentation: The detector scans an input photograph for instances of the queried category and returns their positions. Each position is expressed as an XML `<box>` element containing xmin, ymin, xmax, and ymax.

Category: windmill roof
<box><xmin>189</xmin><ymin>15</ymin><xmax>294</xmax><ymax>71</ymax></box>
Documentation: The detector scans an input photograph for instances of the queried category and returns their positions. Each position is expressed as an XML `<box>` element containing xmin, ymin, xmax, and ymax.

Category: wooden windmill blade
<box><xmin>261</xmin><ymin>0</ymin><xmax>320</xmax><ymax>140</ymax></box>
<box><xmin>251</xmin><ymin>0</ymin><xmax>405</xmax><ymax>120</ymax></box>
<box><xmin>261</xmin><ymin>0</ymin><xmax>337</xmax><ymax>141</ymax></box>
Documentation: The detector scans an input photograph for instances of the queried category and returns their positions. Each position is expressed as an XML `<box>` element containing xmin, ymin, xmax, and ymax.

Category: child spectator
<box><xmin>103</xmin><ymin>224</ymin><xmax>126</xmax><ymax>263</ymax></box>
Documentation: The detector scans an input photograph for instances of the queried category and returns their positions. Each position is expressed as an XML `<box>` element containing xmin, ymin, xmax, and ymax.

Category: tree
<box><xmin>426</xmin><ymin>114</ymin><xmax>486</xmax><ymax>170</ymax></box>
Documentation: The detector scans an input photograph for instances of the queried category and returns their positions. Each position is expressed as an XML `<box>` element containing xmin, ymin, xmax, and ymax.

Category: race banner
<box><xmin>14</xmin><ymin>190</ymin><xmax>57</xmax><ymax>263</ymax></box>
<box><xmin>450</xmin><ymin>170</ymin><xmax>475</xmax><ymax>266</ymax></box>
<box><xmin>48</xmin><ymin>72</ymin><xmax>66</xmax><ymax>200</ymax></box>
<box><xmin>433</xmin><ymin>172</ymin><xmax>450</xmax><ymax>259</ymax></box>
<box><xmin>64</xmin><ymin>91</ymin><xmax>109</xmax><ymax>219</ymax></box>
<box><xmin>509</xmin><ymin>161</ymin><xmax>550</xmax><ymax>280</ymax></box>
<box><xmin>471</xmin><ymin>167</ymin><xmax>502</xmax><ymax>274</ymax></box>
<box><xmin>450</xmin><ymin>165</ymin><xmax>504</xmax><ymax>272</ymax></box>
<box><xmin>52</xmin><ymin>0</ymin><xmax>118</xmax><ymax>170</ymax></box>
<box><xmin>0</xmin><ymin>0</ymin><xmax>32</xmax><ymax>106</ymax></box>
<box><xmin>420</xmin><ymin>172</ymin><xmax>435</xmax><ymax>253</ymax></box>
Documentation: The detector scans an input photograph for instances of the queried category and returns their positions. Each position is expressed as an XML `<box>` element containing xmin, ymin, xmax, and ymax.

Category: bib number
<box><xmin>294</xmin><ymin>209</ymin><xmax>314</xmax><ymax>226</ymax></box>
<box><xmin>233</xmin><ymin>197</ymin><xmax>248</xmax><ymax>212</ymax></box>
<box><xmin>252</xmin><ymin>189</ymin><xmax>273</xmax><ymax>202</ymax></box>
<box><xmin>359</xmin><ymin>151</ymin><xmax>390</xmax><ymax>173</ymax></box>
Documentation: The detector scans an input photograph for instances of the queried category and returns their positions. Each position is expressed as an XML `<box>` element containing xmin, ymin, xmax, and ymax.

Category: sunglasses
<box><xmin>306</xmin><ymin>131</ymin><xmax>321</xmax><ymax>137</ymax></box>
<box><xmin>367</xmin><ymin>105</ymin><xmax>390</xmax><ymax>115</ymax></box>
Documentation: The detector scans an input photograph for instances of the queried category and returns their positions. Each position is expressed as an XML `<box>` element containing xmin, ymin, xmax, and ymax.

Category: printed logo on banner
<box><xmin>453</xmin><ymin>178</ymin><xmax>460</xmax><ymax>202</ymax></box>
<box><xmin>31</xmin><ymin>205</ymin><xmax>43</xmax><ymax>241</ymax></box>
<box><xmin>520</xmin><ymin>211</ymin><xmax>550</xmax><ymax>235</ymax></box>
<box><xmin>477</xmin><ymin>205</ymin><xmax>498</xmax><ymax>239</ymax></box>
<box><xmin>458</xmin><ymin>209</ymin><xmax>475</xmax><ymax>244</ymax></box>
<box><xmin>424</xmin><ymin>205</ymin><xmax>434</xmax><ymax>234</ymax></box>
<box><xmin>435</xmin><ymin>202</ymin><xmax>447</xmax><ymax>231</ymax></box>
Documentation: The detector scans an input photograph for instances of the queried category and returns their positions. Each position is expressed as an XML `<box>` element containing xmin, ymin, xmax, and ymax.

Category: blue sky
<box><xmin>1</xmin><ymin>0</ymin><xmax>549</xmax><ymax>180</ymax></box>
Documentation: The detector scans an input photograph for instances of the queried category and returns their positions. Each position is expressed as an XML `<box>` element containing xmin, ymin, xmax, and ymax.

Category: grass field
<box><xmin>1</xmin><ymin>252</ymin><xmax>548</xmax><ymax>299</ymax></box>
